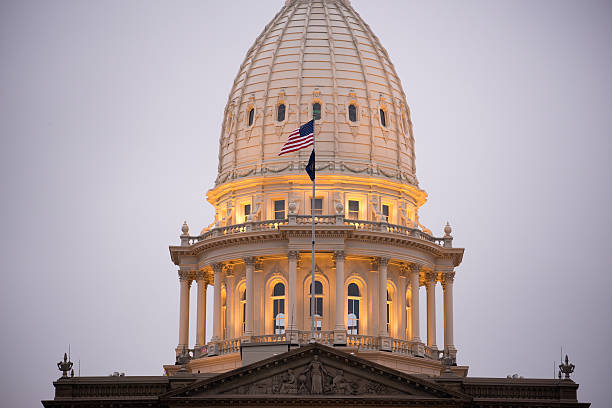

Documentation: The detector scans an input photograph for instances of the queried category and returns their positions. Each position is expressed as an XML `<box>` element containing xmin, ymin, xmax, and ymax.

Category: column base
<box><xmin>175</xmin><ymin>345</ymin><xmax>188</xmax><ymax>359</ymax></box>
<box><xmin>207</xmin><ymin>341</ymin><xmax>219</xmax><ymax>357</ymax></box>
<box><xmin>333</xmin><ymin>329</ymin><xmax>347</xmax><ymax>346</ymax></box>
<box><xmin>412</xmin><ymin>342</ymin><xmax>425</xmax><ymax>357</ymax></box>
<box><xmin>286</xmin><ymin>328</ymin><xmax>299</xmax><ymax>345</ymax></box>
<box><xmin>193</xmin><ymin>345</ymin><xmax>206</xmax><ymax>358</ymax></box>
<box><xmin>379</xmin><ymin>335</ymin><xmax>392</xmax><ymax>352</ymax></box>
<box><xmin>241</xmin><ymin>334</ymin><xmax>253</xmax><ymax>344</ymax></box>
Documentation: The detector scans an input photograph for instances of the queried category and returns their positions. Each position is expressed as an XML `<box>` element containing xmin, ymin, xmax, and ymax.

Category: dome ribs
<box><xmin>335</xmin><ymin>0</ymin><xmax>375</xmax><ymax>166</ymax></box>
<box><xmin>259</xmin><ymin>2</ymin><xmax>302</xmax><ymax>169</ymax></box>
<box><xmin>322</xmin><ymin>0</ymin><xmax>340</xmax><ymax>166</ymax></box>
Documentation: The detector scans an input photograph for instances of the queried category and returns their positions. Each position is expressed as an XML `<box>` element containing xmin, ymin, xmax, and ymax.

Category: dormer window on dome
<box><xmin>277</xmin><ymin>104</ymin><xmax>286</xmax><ymax>122</ymax></box>
<box><xmin>313</xmin><ymin>102</ymin><xmax>321</xmax><ymax>121</ymax></box>
<box><xmin>348</xmin><ymin>104</ymin><xmax>357</xmax><ymax>122</ymax></box>
<box><xmin>247</xmin><ymin>108</ymin><xmax>255</xmax><ymax>127</ymax></box>
<box><xmin>380</xmin><ymin>108</ymin><xmax>387</xmax><ymax>127</ymax></box>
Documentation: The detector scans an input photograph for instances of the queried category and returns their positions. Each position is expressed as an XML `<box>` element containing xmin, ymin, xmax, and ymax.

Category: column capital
<box><xmin>333</xmin><ymin>250</ymin><xmax>346</xmax><ymax>261</ymax></box>
<box><xmin>211</xmin><ymin>263</ymin><xmax>223</xmax><ymax>274</ymax></box>
<box><xmin>378</xmin><ymin>256</ymin><xmax>390</xmax><ymax>266</ymax></box>
<box><xmin>409</xmin><ymin>263</ymin><xmax>423</xmax><ymax>274</ymax></box>
<box><xmin>178</xmin><ymin>270</ymin><xmax>192</xmax><ymax>282</ymax></box>
<box><xmin>288</xmin><ymin>250</ymin><xmax>299</xmax><ymax>260</ymax></box>
<box><xmin>441</xmin><ymin>271</ymin><xmax>455</xmax><ymax>286</ymax></box>
<box><xmin>194</xmin><ymin>270</ymin><xmax>207</xmax><ymax>282</ymax></box>
<box><xmin>243</xmin><ymin>256</ymin><xmax>256</xmax><ymax>266</ymax></box>
<box><xmin>222</xmin><ymin>263</ymin><xmax>234</xmax><ymax>275</ymax></box>
<box><xmin>425</xmin><ymin>271</ymin><xmax>437</xmax><ymax>285</ymax></box>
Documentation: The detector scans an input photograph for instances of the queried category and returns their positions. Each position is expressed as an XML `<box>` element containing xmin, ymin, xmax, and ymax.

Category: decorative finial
<box><xmin>559</xmin><ymin>354</ymin><xmax>575</xmax><ymax>379</ymax></box>
<box><xmin>181</xmin><ymin>221</ymin><xmax>189</xmax><ymax>235</ymax></box>
<box><xmin>57</xmin><ymin>352</ymin><xmax>73</xmax><ymax>379</ymax></box>
<box><xmin>444</xmin><ymin>222</ymin><xmax>452</xmax><ymax>237</ymax></box>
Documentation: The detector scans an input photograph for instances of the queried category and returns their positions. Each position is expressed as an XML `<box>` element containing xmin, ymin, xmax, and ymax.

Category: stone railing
<box><xmin>346</xmin><ymin>334</ymin><xmax>379</xmax><ymax>351</ymax></box>
<box><xmin>462</xmin><ymin>382</ymin><xmax>563</xmax><ymax>400</ymax></box>
<box><xmin>202</xmin><ymin>334</ymin><xmax>441</xmax><ymax>361</ymax></box>
<box><xmin>184</xmin><ymin>216</ymin><xmax>452</xmax><ymax>248</ymax></box>
<box><xmin>62</xmin><ymin>379</ymin><xmax>169</xmax><ymax>398</ymax></box>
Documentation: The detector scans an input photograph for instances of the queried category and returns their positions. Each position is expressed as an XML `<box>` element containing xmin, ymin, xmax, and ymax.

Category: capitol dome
<box><xmin>216</xmin><ymin>0</ymin><xmax>417</xmax><ymax>188</ymax></box>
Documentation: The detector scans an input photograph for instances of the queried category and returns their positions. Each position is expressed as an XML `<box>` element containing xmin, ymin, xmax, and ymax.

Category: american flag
<box><xmin>278</xmin><ymin>119</ymin><xmax>314</xmax><ymax>155</ymax></box>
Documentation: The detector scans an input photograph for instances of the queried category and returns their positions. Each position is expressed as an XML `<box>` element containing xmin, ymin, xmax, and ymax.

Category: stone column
<box><xmin>177</xmin><ymin>270</ymin><xmax>192</xmax><ymax>355</ymax></box>
<box><xmin>195</xmin><ymin>271</ymin><xmax>208</xmax><ymax>352</ymax></box>
<box><xmin>225</xmin><ymin>270</ymin><xmax>234</xmax><ymax>340</ymax></box>
<box><xmin>287</xmin><ymin>251</ymin><xmax>298</xmax><ymax>343</ymax></box>
<box><xmin>378</xmin><ymin>257</ymin><xmax>389</xmax><ymax>337</ymax></box>
<box><xmin>211</xmin><ymin>263</ymin><xmax>223</xmax><ymax>341</ymax></box>
<box><xmin>243</xmin><ymin>256</ymin><xmax>255</xmax><ymax>340</ymax></box>
<box><xmin>425</xmin><ymin>272</ymin><xmax>437</xmax><ymax>349</ymax></box>
<box><xmin>409</xmin><ymin>263</ymin><xmax>422</xmax><ymax>343</ymax></box>
<box><xmin>333</xmin><ymin>251</ymin><xmax>346</xmax><ymax>345</ymax></box>
<box><xmin>442</xmin><ymin>272</ymin><xmax>456</xmax><ymax>359</ymax></box>
<box><xmin>399</xmin><ymin>272</ymin><xmax>407</xmax><ymax>340</ymax></box>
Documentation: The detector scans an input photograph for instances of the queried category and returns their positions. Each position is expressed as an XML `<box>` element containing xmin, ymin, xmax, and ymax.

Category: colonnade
<box><xmin>176</xmin><ymin>254</ymin><xmax>456</xmax><ymax>359</ymax></box>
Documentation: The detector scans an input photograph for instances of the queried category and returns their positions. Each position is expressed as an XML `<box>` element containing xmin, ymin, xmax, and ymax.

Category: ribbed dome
<box><xmin>215</xmin><ymin>0</ymin><xmax>418</xmax><ymax>187</ymax></box>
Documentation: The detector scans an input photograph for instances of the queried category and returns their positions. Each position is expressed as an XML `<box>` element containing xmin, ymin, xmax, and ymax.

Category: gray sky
<box><xmin>1</xmin><ymin>1</ymin><xmax>611</xmax><ymax>407</ymax></box>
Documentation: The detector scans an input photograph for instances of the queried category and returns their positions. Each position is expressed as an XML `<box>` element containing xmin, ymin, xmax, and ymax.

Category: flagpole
<box><xmin>311</xmin><ymin>114</ymin><xmax>316</xmax><ymax>343</ymax></box>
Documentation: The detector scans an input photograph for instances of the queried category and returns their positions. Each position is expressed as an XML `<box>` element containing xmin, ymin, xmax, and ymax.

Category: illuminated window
<box><xmin>309</xmin><ymin>280</ymin><xmax>323</xmax><ymax>327</ymax></box>
<box><xmin>312</xmin><ymin>198</ymin><xmax>322</xmax><ymax>215</ymax></box>
<box><xmin>240</xmin><ymin>290</ymin><xmax>246</xmax><ymax>334</ymax></box>
<box><xmin>347</xmin><ymin>283</ymin><xmax>360</xmax><ymax>335</ymax></box>
<box><xmin>274</xmin><ymin>200</ymin><xmax>285</xmax><ymax>220</ymax></box>
<box><xmin>348</xmin><ymin>104</ymin><xmax>357</xmax><ymax>122</ymax></box>
<box><xmin>379</xmin><ymin>108</ymin><xmax>387</xmax><ymax>127</ymax></box>
<box><xmin>272</xmin><ymin>283</ymin><xmax>286</xmax><ymax>334</ymax></box>
<box><xmin>248</xmin><ymin>108</ymin><xmax>255</xmax><ymax>126</ymax></box>
<box><xmin>277</xmin><ymin>104</ymin><xmax>286</xmax><ymax>122</ymax></box>
<box><xmin>348</xmin><ymin>200</ymin><xmax>359</xmax><ymax>219</ymax></box>
<box><xmin>313</xmin><ymin>102</ymin><xmax>321</xmax><ymax>120</ymax></box>
<box><xmin>382</xmin><ymin>204</ymin><xmax>389</xmax><ymax>222</ymax></box>
<box><xmin>386</xmin><ymin>290</ymin><xmax>392</xmax><ymax>332</ymax></box>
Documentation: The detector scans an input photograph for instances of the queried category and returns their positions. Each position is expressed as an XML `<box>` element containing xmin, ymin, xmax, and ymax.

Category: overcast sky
<box><xmin>1</xmin><ymin>1</ymin><xmax>611</xmax><ymax>407</ymax></box>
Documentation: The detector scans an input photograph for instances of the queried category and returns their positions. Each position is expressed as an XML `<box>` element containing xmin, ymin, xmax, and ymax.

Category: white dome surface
<box><xmin>216</xmin><ymin>0</ymin><xmax>418</xmax><ymax>187</ymax></box>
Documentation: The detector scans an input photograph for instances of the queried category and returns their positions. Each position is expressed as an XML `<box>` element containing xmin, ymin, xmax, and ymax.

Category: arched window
<box><xmin>309</xmin><ymin>280</ymin><xmax>323</xmax><ymax>331</ymax></box>
<box><xmin>348</xmin><ymin>104</ymin><xmax>357</xmax><ymax>122</ymax></box>
<box><xmin>277</xmin><ymin>104</ymin><xmax>286</xmax><ymax>122</ymax></box>
<box><xmin>240</xmin><ymin>290</ymin><xmax>247</xmax><ymax>334</ymax></box>
<box><xmin>272</xmin><ymin>283</ymin><xmax>286</xmax><ymax>334</ymax></box>
<box><xmin>347</xmin><ymin>283</ymin><xmax>360</xmax><ymax>334</ymax></box>
<box><xmin>313</xmin><ymin>102</ymin><xmax>321</xmax><ymax>120</ymax></box>
<box><xmin>248</xmin><ymin>107</ymin><xmax>255</xmax><ymax>126</ymax></box>
<box><xmin>380</xmin><ymin>108</ymin><xmax>387</xmax><ymax>127</ymax></box>
<box><xmin>386</xmin><ymin>290</ymin><xmax>392</xmax><ymax>332</ymax></box>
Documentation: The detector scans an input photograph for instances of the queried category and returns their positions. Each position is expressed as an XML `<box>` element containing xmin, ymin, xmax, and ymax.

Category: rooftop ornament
<box><xmin>57</xmin><ymin>353</ymin><xmax>73</xmax><ymax>379</ymax></box>
<box><xmin>559</xmin><ymin>354</ymin><xmax>575</xmax><ymax>379</ymax></box>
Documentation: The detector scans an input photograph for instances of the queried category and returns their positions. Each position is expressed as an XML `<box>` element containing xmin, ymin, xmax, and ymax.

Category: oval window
<box><xmin>313</xmin><ymin>102</ymin><xmax>321</xmax><ymax>120</ymax></box>
<box><xmin>348</xmin><ymin>104</ymin><xmax>357</xmax><ymax>122</ymax></box>
<box><xmin>248</xmin><ymin>108</ymin><xmax>255</xmax><ymax>126</ymax></box>
<box><xmin>379</xmin><ymin>108</ymin><xmax>387</xmax><ymax>127</ymax></box>
<box><xmin>277</xmin><ymin>104</ymin><xmax>286</xmax><ymax>122</ymax></box>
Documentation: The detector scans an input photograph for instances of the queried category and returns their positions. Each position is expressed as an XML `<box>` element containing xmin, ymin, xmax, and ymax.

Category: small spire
<box><xmin>181</xmin><ymin>221</ymin><xmax>189</xmax><ymax>235</ymax></box>
<box><xmin>444</xmin><ymin>221</ymin><xmax>452</xmax><ymax>237</ymax></box>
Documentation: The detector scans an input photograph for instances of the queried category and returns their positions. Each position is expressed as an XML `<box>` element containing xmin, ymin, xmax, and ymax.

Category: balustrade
<box><xmin>184</xmin><ymin>216</ymin><xmax>447</xmax><ymax>247</ymax></box>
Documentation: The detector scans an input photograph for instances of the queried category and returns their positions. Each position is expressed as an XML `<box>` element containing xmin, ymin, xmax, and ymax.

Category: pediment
<box><xmin>163</xmin><ymin>343</ymin><xmax>467</xmax><ymax>401</ymax></box>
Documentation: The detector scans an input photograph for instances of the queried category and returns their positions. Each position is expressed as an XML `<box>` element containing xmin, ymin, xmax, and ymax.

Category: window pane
<box><xmin>244</xmin><ymin>204</ymin><xmax>251</xmax><ymax>216</ymax></box>
<box><xmin>274</xmin><ymin>200</ymin><xmax>285</xmax><ymax>220</ymax></box>
<box><xmin>348</xmin><ymin>283</ymin><xmax>359</xmax><ymax>297</ymax></box>
<box><xmin>248</xmin><ymin>108</ymin><xmax>255</xmax><ymax>126</ymax></box>
<box><xmin>312</xmin><ymin>198</ymin><xmax>322</xmax><ymax>215</ymax></box>
<box><xmin>313</xmin><ymin>102</ymin><xmax>321</xmax><ymax>120</ymax></box>
<box><xmin>348</xmin><ymin>104</ymin><xmax>357</xmax><ymax>122</ymax></box>
<box><xmin>273</xmin><ymin>282</ymin><xmax>285</xmax><ymax>296</ymax></box>
<box><xmin>382</xmin><ymin>205</ymin><xmax>389</xmax><ymax>217</ymax></box>
<box><xmin>277</xmin><ymin>104</ymin><xmax>286</xmax><ymax>122</ymax></box>
<box><xmin>379</xmin><ymin>109</ymin><xmax>386</xmax><ymax>127</ymax></box>
<box><xmin>348</xmin><ymin>200</ymin><xmax>359</xmax><ymax>219</ymax></box>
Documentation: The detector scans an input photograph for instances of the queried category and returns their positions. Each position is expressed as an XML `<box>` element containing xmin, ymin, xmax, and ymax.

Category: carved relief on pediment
<box><xmin>224</xmin><ymin>356</ymin><xmax>399</xmax><ymax>396</ymax></box>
